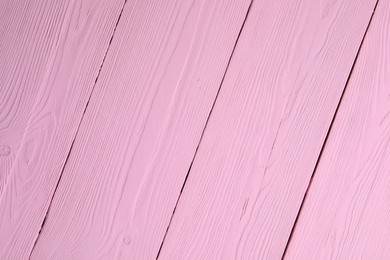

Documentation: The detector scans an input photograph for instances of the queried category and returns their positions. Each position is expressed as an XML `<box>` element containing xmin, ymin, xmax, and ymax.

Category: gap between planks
<box><xmin>155</xmin><ymin>0</ymin><xmax>254</xmax><ymax>258</ymax></box>
<box><xmin>28</xmin><ymin>1</ymin><xmax>255</xmax><ymax>258</ymax></box>
<box><xmin>28</xmin><ymin>0</ymin><xmax>129</xmax><ymax>257</ymax></box>
<box><xmin>155</xmin><ymin>0</ymin><xmax>380</xmax><ymax>257</ymax></box>
<box><xmin>281</xmin><ymin>0</ymin><xmax>381</xmax><ymax>258</ymax></box>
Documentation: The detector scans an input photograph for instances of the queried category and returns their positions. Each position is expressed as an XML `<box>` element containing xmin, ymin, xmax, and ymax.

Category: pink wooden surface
<box><xmin>1</xmin><ymin>0</ymin><xmax>389</xmax><ymax>259</ymax></box>
<box><xmin>157</xmin><ymin>0</ymin><xmax>378</xmax><ymax>258</ymax></box>
<box><xmin>29</xmin><ymin>0</ymin><xmax>252</xmax><ymax>259</ymax></box>
<box><xmin>0</xmin><ymin>0</ymin><xmax>125</xmax><ymax>258</ymax></box>
<box><xmin>285</xmin><ymin>0</ymin><xmax>390</xmax><ymax>258</ymax></box>
<box><xmin>0</xmin><ymin>0</ymin><xmax>71</xmax><ymax>193</ymax></box>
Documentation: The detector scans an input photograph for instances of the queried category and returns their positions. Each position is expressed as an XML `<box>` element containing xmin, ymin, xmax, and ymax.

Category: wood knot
<box><xmin>123</xmin><ymin>236</ymin><xmax>131</xmax><ymax>245</ymax></box>
<box><xmin>0</xmin><ymin>145</ymin><xmax>10</xmax><ymax>156</ymax></box>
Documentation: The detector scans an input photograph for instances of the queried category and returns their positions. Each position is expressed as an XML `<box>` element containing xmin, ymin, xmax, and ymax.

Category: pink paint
<box><xmin>29</xmin><ymin>0</ymin><xmax>252</xmax><ymax>259</ymax></box>
<box><xmin>285</xmin><ymin>0</ymin><xmax>390</xmax><ymax>258</ymax></box>
<box><xmin>1</xmin><ymin>0</ymin><xmax>387</xmax><ymax>258</ymax></box>
<box><xmin>158</xmin><ymin>0</ymin><xmax>378</xmax><ymax>258</ymax></box>
<box><xmin>0</xmin><ymin>0</ymin><xmax>125</xmax><ymax>258</ymax></box>
<box><xmin>0</xmin><ymin>0</ymin><xmax>70</xmax><ymax>193</ymax></box>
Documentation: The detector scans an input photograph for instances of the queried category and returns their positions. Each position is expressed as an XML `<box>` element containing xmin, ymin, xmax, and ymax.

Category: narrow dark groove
<box><xmin>281</xmin><ymin>0</ymin><xmax>380</xmax><ymax>258</ymax></box>
<box><xmin>155</xmin><ymin>1</ymin><xmax>254</xmax><ymax>259</ymax></box>
<box><xmin>28</xmin><ymin>0</ymin><xmax>128</xmax><ymax>257</ymax></box>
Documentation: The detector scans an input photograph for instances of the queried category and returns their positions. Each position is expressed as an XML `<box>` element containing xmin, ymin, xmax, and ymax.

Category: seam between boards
<box><xmin>155</xmin><ymin>0</ymin><xmax>255</xmax><ymax>259</ymax></box>
<box><xmin>281</xmin><ymin>0</ymin><xmax>380</xmax><ymax>258</ymax></box>
<box><xmin>28</xmin><ymin>0</ymin><xmax>129</xmax><ymax>258</ymax></box>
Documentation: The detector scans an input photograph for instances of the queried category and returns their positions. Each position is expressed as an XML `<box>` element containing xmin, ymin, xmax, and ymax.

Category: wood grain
<box><xmin>285</xmin><ymin>0</ymin><xmax>390</xmax><ymax>258</ymax></box>
<box><xmin>0</xmin><ymin>0</ymin><xmax>125</xmax><ymax>258</ymax></box>
<box><xmin>157</xmin><ymin>0</ymin><xmax>378</xmax><ymax>259</ymax></box>
<box><xmin>29</xmin><ymin>0</ymin><xmax>252</xmax><ymax>259</ymax></box>
<box><xmin>0</xmin><ymin>0</ymin><xmax>70</xmax><ymax>193</ymax></box>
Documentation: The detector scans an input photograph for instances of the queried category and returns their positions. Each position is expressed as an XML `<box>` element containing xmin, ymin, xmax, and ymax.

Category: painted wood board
<box><xmin>157</xmin><ymin>0</ymin><xmax>378</xmax><ymax>259</ymax></box>
<box><xmin>29</xmin><ymin>0</ymin><xmax>252</xmax><ymax>259</ymax></box>
<box><xmin>284</xmin><ymin>0</ymin><xmax>390</xmax><ymax>258</ymax></box>
<box><xmin>0</xmin><ymin>0</ymin><xmax>71</xmax><ymax>193</ymax></box>
<box><xmin>0</xmin><ymin>0</ymin><xmax>125</xmax><ymax>258</ymax></box>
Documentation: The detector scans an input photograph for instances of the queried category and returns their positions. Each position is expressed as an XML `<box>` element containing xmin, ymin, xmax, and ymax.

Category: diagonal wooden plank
<box><xmin>0</xmin><ymin>0</ymin><xmax>126</xmax><ymax>258</ymax></box>
<box><xmin>0</xmin><ymin>0</ymin><xmax>71</xmax><ymax>193</ymax></box>
<box><xmin>29</xmin><ymin>0</ymin><xmax>252</xmax><ymax>259</ymax></box>
<box><xmin>284</xmin><ymin>0</ymin><xmax>390</xmax><ymax>258</ymax></box>
<box><xmin>157</xmin><ymin>0</ymin><xmax>378</xmax><ymax>259</ymax></box>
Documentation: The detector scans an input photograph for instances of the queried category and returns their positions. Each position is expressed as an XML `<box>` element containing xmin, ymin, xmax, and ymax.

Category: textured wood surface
<box><xmin>29</xmin><ymin>0</ymin><xmax>252</xmax><ymax>259</ymax></box>
<box><xmin>157</xmin><ymin>0</ymin><xmax>378</xmax><ymax>259</ymax></box>
<box><xmin>0</xmin><ymin>0</ymin><xmax>71</xmax><ymax>193</ymax></box>
<box><xmin>285</xmin><ymin>0</ymin><xmax>390</xmax><ymax>258</ymax></box>
<box><xmin>2</xmin><ymin>0</ymin><xmax>389</xmax><ymax>259</ymax></box>
<box><xmin>0</xmin><ymin>0</ymin><xmax>125</xmax><ymax>258</ymax></box>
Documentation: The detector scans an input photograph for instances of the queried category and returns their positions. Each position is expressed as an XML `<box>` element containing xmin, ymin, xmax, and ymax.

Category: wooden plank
<box><xmin>0</xmin><ymin>0</ymin><xmax>125</xmax><ymax>258</ymax></box>
<box><xmin>157</xmin><ymin>0</ymin><xmax>378</xmax><ymax>259</ymax></box>
<box><xmin>29</xmin><ymin>0</ymin><xmax>252</xmax><ymax>259</ymax></box>
<box><xmin>284</xmin><ymin>1</ymin><xmax>390</xmax><ymax>258</ymax></box>
<box><xmin>0</xmin><ymin>0</ymin><xmax>70</xmax><ymax>193</ymax></box>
